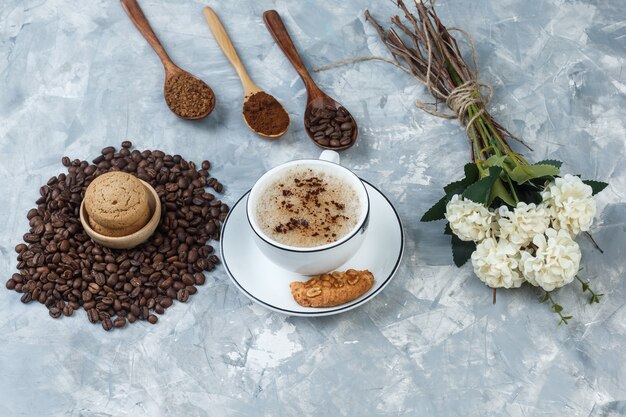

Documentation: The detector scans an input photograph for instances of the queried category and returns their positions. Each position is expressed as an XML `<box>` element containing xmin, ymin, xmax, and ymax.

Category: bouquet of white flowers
<box><xmin>423</xmin><ymin>163</ymin><xmax>606</xmax><ymax>324</ymax></box>
<box><xmin>359</xmin><ymin>0</ymin><xmax>609</xmax><ymax>324</ymax></box>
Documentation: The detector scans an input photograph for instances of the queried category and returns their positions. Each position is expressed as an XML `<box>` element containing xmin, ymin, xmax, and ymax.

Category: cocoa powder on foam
<box><xmin>254</xmin><ymin>167</ymin><xmax>361</xmax><ymax>247</ymax></box>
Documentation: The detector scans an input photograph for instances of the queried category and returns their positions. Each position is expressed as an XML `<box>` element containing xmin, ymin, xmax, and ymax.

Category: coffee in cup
<box><xmin>253</xmin><ymin>166</ymin><xmax>362</xmax><ymax>248</ymax></box>
<box><xmin>247</xmin><ymin>150</ymin><xmax>369</xmax><ymax>274</ymax></box>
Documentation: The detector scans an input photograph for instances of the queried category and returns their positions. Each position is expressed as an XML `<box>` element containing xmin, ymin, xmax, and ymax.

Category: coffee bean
<box><xmin>23</xmin><ymin>233</ymin><xmax>40</xmax><ymax>243</ymax></box>
<box><xmin>62</xmin><ymin>156</ymin><xmax>71</xmax><ymax>167</ymax></box>
<box><xmin>304</xmin><ymin>105</ymin><xmax>356</xmax><ymax>149</ymax></box>
<box><xmin>176</xmin><ymin>289</ymin><xmax>189</xmax><ymax>302</ymax></box>
<box><xmin>148</xmin><ymin>314</ymin><xmax>158</xmax><ymax>324</ymax></box>
<box><xmin>194</xmin><ymin>273</ymin><xmax>206</xmax><ymax>285</ymax></box>
<box><xmin>87</xmin><ymin>308</ymin><xmax>99</xmax><ymax>324</ymax></box>
<box><xmin>15</xmin><ymin>243</ymin><xmax>28</xmax><ymax>253</ymax></box>
<box><xmin>121</xmin><ymin>140</ymin><xmax>132</xmax><ymax>148</ymax></box>
<box><xmin>114</xmin><ymin>317</ymin><xmax>126</xmax><ymax>328</ymax></box>
<box><xmin>63</xmin><ymin>305</ymin><xmax>74</xmax><ymax>316</ymax></box>
<box><xmin>49</xmin><ymin>307</ymin><xmax>62</xmax><ymax>318</ymax></box>
<box><xmin>102</xmin><ymin>318</ymin><xmax>113</xmax><ymax>331</ymax></box>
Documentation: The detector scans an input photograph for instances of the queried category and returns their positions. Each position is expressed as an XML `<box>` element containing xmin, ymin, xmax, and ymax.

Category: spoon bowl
<box><xmin>304</xmin><ymin>96</ymin><xmax>358</xmax><ymax>151</ymax></box>
<box><xmin>121</xmin><ymin>0</ymin><xmax>215</xmax><ymax>120</ymax></box>
<box><xmin>163</xmin><ymin>66</ymin><xmax>216</xmax><ymax>120</ymax></box>
<box><xmin>241</xmin><ymin>89</ymin><xmax>290</xmax><ymax>139</ymax></box>
<box><xmin>204</xmin><ymin>7</ymin><xmax>288</xmax><ymax>138</ymax></box>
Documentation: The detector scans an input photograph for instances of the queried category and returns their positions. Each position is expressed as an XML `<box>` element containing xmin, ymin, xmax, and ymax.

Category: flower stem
<box><xmin>541</xmin><ymin>291</ymin><xmax>573</xmax><ymax>325</ymax></box>
<box><xmin>576</xmin><ymin>275</ymin><xmax>604</xmax><ymax>304</ymax></box>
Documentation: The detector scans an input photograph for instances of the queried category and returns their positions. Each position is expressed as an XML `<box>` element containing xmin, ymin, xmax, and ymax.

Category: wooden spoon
<box><xmin>263</xmin><ymin>10</ymin><xmax>358</xmax><ymax>151</ymax></box>
<box><xmin>120</xmin><ymin>0</ymin><xmax>215</xmax><ymax>120</ymax></box>
<box><xmin>203</xmin><ymin>7</ymin><xmax>288</xmax><ymax>138</ymax></box>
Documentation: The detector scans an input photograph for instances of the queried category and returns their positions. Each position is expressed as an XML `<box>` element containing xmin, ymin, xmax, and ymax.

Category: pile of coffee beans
<box><xmin>304</xmin><ymin>105</ymin><xmax>357</xmax><ymax>149</ymax></box>
<box><xmin>6</xmin><ymin>142</ymin><xmax>228</xmax><ymax>331</ymax></box>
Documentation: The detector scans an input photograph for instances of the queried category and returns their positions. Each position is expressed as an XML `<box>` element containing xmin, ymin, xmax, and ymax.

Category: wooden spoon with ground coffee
<box><xmin>121</xmin><ymin>0</ymin><xmax>215</xmax><ymax>120</ymax></box>
<box><xmin>263</xmin><ymin>10</ymin><xmax>358</xmax><ymax>151</ymax></box>
<box><xmin>203</xmin><ymin>7</ymin><xmax>289</xmax><ymax>138</ymax></box>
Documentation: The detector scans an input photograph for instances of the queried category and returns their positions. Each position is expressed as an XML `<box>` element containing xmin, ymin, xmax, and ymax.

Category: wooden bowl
<box><xmin>79</xmin><ymin>179</ymin><xmax>161</xmax><ymax>250</ymax></box>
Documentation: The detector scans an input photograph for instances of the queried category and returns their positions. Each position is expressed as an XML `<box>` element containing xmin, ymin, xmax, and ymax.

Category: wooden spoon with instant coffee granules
<box><xmin>121</xmin><ymin>0</ymin><xmax>216</xmax><ymax>120</ymax></box>
<box><xmin>263</xmin><ymin>10</ymin><xmax>358</xmax><ymax>151</ymax></box>
<box><xmin>203</xmin><ymin>7</ymin><xmax>289</xmax><ymax>138</ymax></box>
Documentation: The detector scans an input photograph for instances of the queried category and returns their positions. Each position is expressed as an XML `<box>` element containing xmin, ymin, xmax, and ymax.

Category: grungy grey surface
<box><xmin>0</xmin><ymin>0</ymin><xmax>625</xmax><ymax>416</ymax></box>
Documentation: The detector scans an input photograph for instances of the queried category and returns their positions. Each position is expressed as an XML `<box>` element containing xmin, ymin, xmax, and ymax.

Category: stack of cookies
<box><xmin>84</xmin><ymin>172</ymin><xmax>151</xmax><ymax>237</ymax></box>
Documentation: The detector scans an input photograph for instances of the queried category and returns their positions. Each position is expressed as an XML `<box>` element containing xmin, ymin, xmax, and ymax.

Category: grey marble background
<box><xmin>1</xmin><ymin>0</ymin><xmax>625</xmax><ymax>416</ymax></box>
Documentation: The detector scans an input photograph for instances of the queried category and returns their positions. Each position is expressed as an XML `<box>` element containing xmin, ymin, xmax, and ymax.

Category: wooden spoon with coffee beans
<box><xmin>203</xmin><ymin>7</ymin><xmax>289</xmax><ymax>138</ymax></box>
<box><xmin>263</xmin><ymin>10</ymin><xmax>358</xmax><ymax>151</ymax></box>
<box><xmin>120</xmin><ymin>0</ymin><xmax>216</xmax><ymax>120</ymax></box>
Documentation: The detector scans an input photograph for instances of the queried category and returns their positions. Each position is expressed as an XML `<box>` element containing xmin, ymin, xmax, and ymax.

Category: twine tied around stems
<box><xmin>312</xmin><ymin>25</ymin><xmax>493</xmax><ymax>137</ymax></box>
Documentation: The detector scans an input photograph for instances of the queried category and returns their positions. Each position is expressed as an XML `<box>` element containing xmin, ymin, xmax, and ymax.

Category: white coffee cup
<box><xmin>246</xmin><ymin>150</ymin><xmax>370</xmax><ymax>275</ymax></box>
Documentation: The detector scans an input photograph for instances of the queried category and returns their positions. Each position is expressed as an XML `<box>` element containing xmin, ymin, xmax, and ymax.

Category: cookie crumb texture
<box><xmin>290</xmin><ymin>269</ymin><xmax>375</xmax><ymax>307</ymax></box>
<box><xmin>84</xmin><ymin>171</ymin><xmax>150</xmax><ymax>230</ymax></box>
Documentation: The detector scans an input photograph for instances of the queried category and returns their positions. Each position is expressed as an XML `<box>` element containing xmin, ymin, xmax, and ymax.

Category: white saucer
<box><xmin>220</xmin><ymin>180</ymin><xmax>404</xmax><ymax>316</ymax></box>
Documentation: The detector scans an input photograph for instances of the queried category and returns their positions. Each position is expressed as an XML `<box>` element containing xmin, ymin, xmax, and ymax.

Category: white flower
<box><xmin>471</xmin><ymin>237</ymin><xmax>524</xmax><ymax>288</ymax></box>
<box><xmin>445</xmin><ymin>195</ymin><xmax>494</xmax><ymax>242</ymax></box>
<box><xmin>541</xmin><ymin>174</ymin><xmax>596</xmax><ymax>236</ymax></box>
<box><xmin>520</xmin><ymin>228</ymin><xmax>581</xmax><ymax>291</ymax></box>
<box><xmin>497</xmin><ymin>202</ymin><xmax>550</xmax><ymax>247</ymax></box>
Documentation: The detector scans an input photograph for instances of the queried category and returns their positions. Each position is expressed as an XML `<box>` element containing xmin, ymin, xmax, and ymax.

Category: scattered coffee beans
<box><xmin>304</xmin><ymin>105</ymin><xmax>356</xmax><ymax>149</ymax></box>
<box><xmin>6</xmin><ymin>142</ymin><xmax>228</xmax><ymax>331</ymax></box>
<box><xmin>164</xmin><ymin>73</ymin><xmax>215</xmax><ymax>119</ymax></box>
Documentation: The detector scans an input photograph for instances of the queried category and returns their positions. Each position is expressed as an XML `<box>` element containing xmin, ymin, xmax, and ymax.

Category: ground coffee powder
<box><xmin>164</xmin><ymin>73</ymin><xmax>215</xmax><ymax>118</ymax></box>
<box><xmin>242</xmin><ymin>91</ymin><xmax>289</xmax><ymax>136</ymax></box>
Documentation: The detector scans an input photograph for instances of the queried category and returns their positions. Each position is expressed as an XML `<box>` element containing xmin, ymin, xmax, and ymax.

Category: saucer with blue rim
<box><xmin>220</xmin><ymin>179</ymin><xmax>404</xmax><ymax>316</ymax></box>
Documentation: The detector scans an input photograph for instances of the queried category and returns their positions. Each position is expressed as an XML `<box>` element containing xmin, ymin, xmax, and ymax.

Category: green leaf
<box><xmin>582</xmin><ymin>180</ymin><xmax>608</xmax><ymax>196</ymax></box>
<box><xmin>462</xmin><ymin>166</ymin><xmax>503</xmax><ymax>204</ymax></box>
<box><xmin>421</xmin><ymin>195</ymin><xmax>448</xmax><ymax>222</ymax></box>
<box><xmin>516</xmin><ymin>183</ymin><xmax>543</xmax><ymax>205</ymax></box>
<box><xmin>552</xmin><ymin>304</ymin><xmax>563</xmax><ymax>313</ymax></box>
<box><xmin>540</xmin><ymin>293</ymin><xmax>550</xmax><ymax>303</ymax></box>
<box><xmin>444</xmin><ymin>222</ymin><xmax>452</xmax><ymax>235</ymax></box>
<box><xmin>510</xmin><ymin>164</ymin><xmax>560</xmax><ymax>185</ymax></box>
<box><xmin>590</xmin><ymin>293</ymin><xmax>604</xmax><ymax>304</ymax></box>
<box><xmin>451</xmin><ymin>234</ymin><xmax>475</xmax><ymax>267</ymax></box>
<box><xmin>485</xmin><ymin>155</ymin><xmax>508</xmax><ymax>168</ymax></box>
<box><xmin>536</xmin><ymin>159</ymin><xmax>563</xmax><ymax>168</ymax></box>
<box><xmin>444</xmin><ymin>163</ymin><xmax>480</xmax><ymax>197</ymax></box>
<box><xmin>581</xmin><ymin>282</ymin><xmax>590</xmax><ymax>292</ymax></box>
<box><xmin>488</xmin><ymin>178</ymin><xmax>516</xmax><ymax>207</ymax></box>
<box><xmin>444</xmin><ymin>179</ymin><xmax>470</xmax><ymax>197</ymax></box>
<box><xmin>558</xmin><ymin>316</ymin><xmax>572</xmax><ymax>326</ymax></box>
<box><xmin>464</xmin><ymin>163</ymin><xmax>479</xmax><ymax>183</ymax></box>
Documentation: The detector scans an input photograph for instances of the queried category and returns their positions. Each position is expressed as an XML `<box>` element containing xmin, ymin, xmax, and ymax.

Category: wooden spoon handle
<box><xmin>120</xmin><ymin>0</ymin><xmax>175</xmax><ymax>71</ymax></box>
<box><xmin>203</xmin><ymin>7</ymin><xmax>257</xmax><ymax>95</ymax></box>
<box><xmin>263</xmin><ymin>10</ymin><xmax>322</xmax><ymax>98</ymax></box>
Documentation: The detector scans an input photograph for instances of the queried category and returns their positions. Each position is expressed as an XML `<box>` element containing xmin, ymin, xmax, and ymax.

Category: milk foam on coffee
<box><xmin>255</xmin><ymin>166</ymin><xmax>361</xmax><ymax>247</ymax></box>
